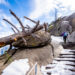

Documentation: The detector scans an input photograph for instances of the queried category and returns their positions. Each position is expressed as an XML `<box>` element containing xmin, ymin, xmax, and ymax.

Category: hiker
<box><xmin>61</xmin><ymin>32</ymin><xmax>68</xmax><ymax>43</ymax></box>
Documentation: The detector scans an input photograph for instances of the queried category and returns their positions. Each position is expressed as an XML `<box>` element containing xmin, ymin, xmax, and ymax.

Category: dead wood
<box><xmin>0</xmin><ymin>9</ymin><xmax>51</xmax><ymax>48</ymax></box>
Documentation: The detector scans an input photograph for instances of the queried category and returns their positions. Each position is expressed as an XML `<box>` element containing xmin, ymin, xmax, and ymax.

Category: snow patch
<box><xmin>51</xmin><ymin>36</ymin><xmax>63</xmax><ymax>43</ymax></box>
<box><xmin>2</xmin><ymin>59</ymin><xmax>30</xmax><ymax>75</ymax></box>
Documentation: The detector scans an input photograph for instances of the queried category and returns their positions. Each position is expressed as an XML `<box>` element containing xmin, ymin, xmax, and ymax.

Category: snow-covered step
<box><xmin>61</xmin><ymin>50</ymin><xmax>75</xmax><ymax>54</ymax></box>
<box><xmin>61</xmin><ymin>49</ymin><xmax>75</xmax><ymax>52</ymax></box>
<box><xmin>41</xmin><ymin>48</ymin><xmax>75</xmax><ymax>75</ymax></box>
<box><xmin>46</xmin><ymin>64</ymin><xmax>56</xmax><ymax>69</ymax></box>
<box><xmin>46</xmin><ymin>71</ymin><xmax>75</xmax><ymax>75</ymax></box>
<box><xmin>54</xmin><ymin>59</ymin><xmax>75</xmax><ymax>62</ymax></box>
<box><xmin>60</xmin><ymin>52</ymin><xmax>75</xmax><ymax>55</ymax></box>
<box><xmin>54</xmin><ymin>58</ymin><xmax>75</xmax><ymax>60</ymax></box>
<box><xmin>64</xmin><ymin>49</ymin><xmax>75</xmax><ymax>52</ymax></box>
<box><xmin>60</xmin><ymin>55</ymin><xmax>75</xmax><ymax>57</ymax></box>
<box><xmin>43</xmin><ymin>66</ymin><xmax>75</xmax><ymax>74</ymax></box>
<box><xmin>59</xmin><ymin>55</ymin><xmax>75</xmax><ymax>58</ymax></box>
<box><xmin>42</xmin><ymin>63</ymin><xmax>75</xmax><ymax>75</ymax></box>
<box><xmin>52</xmin><ymin>61</ymin><xmax>75</xmax><ymax>65</ymax></box>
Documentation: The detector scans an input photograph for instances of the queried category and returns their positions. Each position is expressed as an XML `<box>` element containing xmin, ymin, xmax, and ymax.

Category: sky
<box><xmin>0</xmin><ymin>0</ymin><xmax>75</xmax><ymax>37</ymax></box>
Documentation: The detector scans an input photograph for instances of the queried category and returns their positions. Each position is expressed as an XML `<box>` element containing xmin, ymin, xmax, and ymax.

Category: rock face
<box><xmin>58</xmin><ymin>21</ymin><xmax>72</xmax><ymax>35</ymax></box>
<box><xmin>67</xmin><ymin>31</ymin><xmax>75</xmax><ymax>43</ymax></box>
<box><xmin>62</xmin><ymin>13</ymin><xmax>75</xmax><ymax>32</ymax></box>
<box><xmin>49</xmin><ymin>12</ymin><xmax>75</xmax><ymax>43</ymax></box>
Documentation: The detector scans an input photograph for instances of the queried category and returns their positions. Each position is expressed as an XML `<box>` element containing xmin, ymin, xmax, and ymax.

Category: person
<box><xmin>61</xmin><ymin>32</ymin><xmax>68</xmax><ymax>43</ymax></box>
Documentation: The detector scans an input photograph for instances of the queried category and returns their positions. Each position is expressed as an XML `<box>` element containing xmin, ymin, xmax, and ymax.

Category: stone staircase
<box><xmin>41</xmin><ymin>49</ymin><xmax>75</xmax><ymax>75</ymax></box>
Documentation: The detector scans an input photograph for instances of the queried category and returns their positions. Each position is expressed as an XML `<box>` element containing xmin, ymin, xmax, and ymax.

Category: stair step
<box><xmin>65</xmin><ymin>64</ymin><xmax>75</xmax><ymax>67</ymax></box>
<box><xmin>42</xmin><ymin>49</ymin><xmax>75</xmax><ymax>75</ymax></box>
<box><xmin>60</xmin><ymin>53</ymin><xmax>74</xmax><ymax>55</ymax></box>
<box><xmin>54</xmin><ymin>59</ymin><xmax>75</xmax><ymax>62</ymax></box>
<box><xmin>47</xmin><ymin>72</ymin><xmax>51</xmax><ymax>75</ymax></box>
<box><xmin>54</xmin><ymin>58</ymin><xmax>75</xmax><ymax>60</ymax></box>
<box><xmin>60</xmin><ymin>55</ymin><xmax>75</xmax><ymax>57</ymax></box>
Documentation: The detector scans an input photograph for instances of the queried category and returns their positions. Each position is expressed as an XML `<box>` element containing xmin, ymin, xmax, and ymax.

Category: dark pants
<box><xmin>63</xmin><ymin>36</ymin><xmax>67</xmax><ymax>43</ymax></box>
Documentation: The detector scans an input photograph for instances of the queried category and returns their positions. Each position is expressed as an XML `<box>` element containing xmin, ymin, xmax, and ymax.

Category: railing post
<box><xmin>27</xmin><ymin>62</ymin><xmax>37</xmax><ymax>75</ymax></box>
<box><xmin>35</xmin><ymin>62</ymin><xmax>37</xmax><ymax>75</ymax></box>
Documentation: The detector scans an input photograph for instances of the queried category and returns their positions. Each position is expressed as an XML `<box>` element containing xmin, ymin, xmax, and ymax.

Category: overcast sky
<box><xmin>0</xmin><ymin>0</ymin><xmax>75</xmax><ymax>37</ymax></box>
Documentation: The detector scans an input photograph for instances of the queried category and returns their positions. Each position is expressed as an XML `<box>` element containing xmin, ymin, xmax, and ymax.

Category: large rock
<box><xmin>48</xmin><ymin>12</ymin><xmax>75</xmax><ymax>44</ymax></box>
<box><xmin>49</xmin><ymin>12</ymin><xmax>75</xmax><ymax>36</ymax></box>
<box><xmin>67</xmin><ymin>31</ymin><xmax>75</xmax><ymax>43</ymax></box>
<box><xmin>59</xmin><ymin>21</ymin><xmax>72</xmax><ymax>34</ymax></box>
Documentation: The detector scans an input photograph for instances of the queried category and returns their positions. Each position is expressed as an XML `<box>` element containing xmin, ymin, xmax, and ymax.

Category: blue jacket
<box><xmin>61</xmin><ymin>32</ymin><xmax>68</xmax><ymax>36</ymax></box>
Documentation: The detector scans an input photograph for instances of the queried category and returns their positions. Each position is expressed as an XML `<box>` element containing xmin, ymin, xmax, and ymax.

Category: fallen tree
<box><xmin>0</xmin><ymin>9</ymin><xmax>52</xmax><ymax>50</ymax></box>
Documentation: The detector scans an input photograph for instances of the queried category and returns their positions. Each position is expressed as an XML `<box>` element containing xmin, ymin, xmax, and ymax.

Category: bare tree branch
<box><xmin>9</xmin><ymin>9</ymin><xmax>25</xmax><ymax>32</ymax></box>
<box><xmin>44</xmin><ymin>23</ymin><xmax>48</xmax><ymax>32</ymax></box>
<box><xmin>31</xmin><ymin>20</ymin><xmax>40</xmax><ymax>33</ymax></box>
<box><xmin>35</xmin><ymin>25</ymin><xmax>43</xmax><ymax>31</ymax></box>
<box><xmin>26</xmin><ymin>25</ymin><xmax>31</xmax><ymax>29</ymax></box>
<box><xmin>24</xmin><ymin>16</ymin><xmax>37</xmax><ymax>24</ymax></box>
<box><xmin>3</xmin><ymin>19</ymin><xmax>27</xmax><ymax>45</ymax></box>
<box><xmin>11</xmin><ymin>27</ymin><xmax>16</xmax><ymax>33</ymax></box>
<box><xmin>3</xmin><ymin>19</ymin><xmax>20</xmax><ymax>32</ymax></box>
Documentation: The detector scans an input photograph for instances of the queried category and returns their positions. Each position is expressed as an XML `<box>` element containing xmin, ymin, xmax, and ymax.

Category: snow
<box><xmin>2</xmin><ymin>59</ymin><xmax>30</xmax><ymax>75</ymax></box>
<box><xmin>51</xmin><ymin>36</ymin><xmax>63</xmax><ymax>43</ymax></box>
<box><xmin>41</xmin><ymin>57</ymin><xmax>75</xmax><ymax>75</ymax></box>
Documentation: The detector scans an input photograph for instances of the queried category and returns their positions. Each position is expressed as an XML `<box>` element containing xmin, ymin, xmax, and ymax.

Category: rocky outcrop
<box><xmin>67</xmin><ymin>31</ymin><xmax>75</xmax><ymax>43</ymax></box>
<box><xmin>49</xmin><ymin>12</ymin><xmax>75</xmax><ymax>43</ymax></box>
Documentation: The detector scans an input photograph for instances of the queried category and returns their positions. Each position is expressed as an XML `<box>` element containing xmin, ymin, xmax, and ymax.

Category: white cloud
<box><xmin>29</xmin><ymin>0</ymin><xmax>75</xmax><ymax>21</ymax></box>
<box><xmin>0</xmin><ymin>0</ymin><xmax>9</xmax><ymax>6</ymax></box>
<box><xmin>0</xmin><ymin>26</ymin><xmax>2</xmax><ymax>30</ymax></box>
<box><xmin>1</xmin><ymin>21</ymin><xmax>7</xmax><ymax>27</ymax></box>
<box><xmin>60</xmin><ymin>0</ymin><xmax>75</xmax><ymax>11</ymax></box>
<box><xmin>29</xmin><ymin>0</ymin><xmax>56</xmax><ymax>19</ymax></box>
<box><xmin>0</xmin><ymin>9</ymin><xmax>17</xmax><ymax>29</ymax></box>
<box><xmin>0</xmin><ymin>31</ymin><xmax>13</xmax><ymax>38</ymax></box>
<box><xmin>0</xmin><ymin>12</ymin><xmax>13</xmax><ymax>27</ymax></box>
